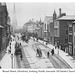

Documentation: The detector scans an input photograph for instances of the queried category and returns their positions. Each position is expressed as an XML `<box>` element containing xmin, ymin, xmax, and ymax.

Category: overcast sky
<box><xmin>6</xmin><ymin>2</ymin><xmax>75</xmax><ymax>28</ymax></box>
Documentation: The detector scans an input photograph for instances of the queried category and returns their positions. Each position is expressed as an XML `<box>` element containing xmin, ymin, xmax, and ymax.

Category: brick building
<box><xmin>48</xmin><ymin>10</ymin><xmax>57</xmax><ymax>45</ymax></box>
<box><xmin>72</xmin><ymin>21</ymin><xmax>75</xmax><ymax>56</ymax></box>
<box><xmin>48</xmin><ymin>22</ymin><xmax>54</xmax><ymax>45</ymax></box>
<box><xmin>0</xmin><ymin>3</ymin><xmax>10</xmax><ymax>52</ymax></box>
<box><xmin>56</xmin><ymin>16</ymin><xmax>75</xmax><ymax>55</ymax></box>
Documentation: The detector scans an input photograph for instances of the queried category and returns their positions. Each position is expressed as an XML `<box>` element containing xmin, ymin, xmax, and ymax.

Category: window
<box><xmin>45</xmin><ymin>24</ymin><xmax>46</xmax><ymax>30</ymax></box>
<box><xmin>69</xmin><ymin>27</ymin><xmax>72</xmax><ymax>33</ymax></box>
<box><xmin>69</xmin><ymin>35</ymin><xmax>72</xmax><ymax>43</ymax></box>
<box><xmin>44</xmin><ymin>32</ymin><xmax>46</xmax><ymax>37</ymax></box>
<box><xmin>0</xmin><ymin>17</ymin><xmax>3</xmax><ymax>25</ymax></box>
<box><xmin>57</xmin><ymin>21</ymin><xmax>59</xmax><ymax>27</ymax></box>
<box><xmin>69</xmin><ymin>23</ymin><xmax>72</xmax><ymax>27</ymax></box>
<box><xmin>65</xmin><ymin>38</ymin><xmax>68</xmax><ymax>43</ymax></box>
<box><xmin>74</xmin><ymin>36</ymin><xmax>75</xmax><ymax>45</ymax></box>
<box><xmin>74</xmin><ymin>25</ymin><xmax>75</xmax><ymax>32</ymax></box>
<box><xmin>54</xmin><ymin>28</ymin><xmax>58</xmax><ymax>35</ymax></box>
<box><xmin>66</xmin><ymin>30</ymin><xmax>68</xmax><ymax>35</ymax></box>
<box><xmin>0</xmin><ymin>12</ymin><xmax>3</xmax><ymax>16</ymax></box>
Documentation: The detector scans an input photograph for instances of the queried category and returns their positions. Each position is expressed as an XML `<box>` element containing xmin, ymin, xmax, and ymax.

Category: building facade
<box><xmin>37</xmin><ymin>22</ymin><xmax>44</xmax><ymax>40</ymax></box>
<box><xmin>57</xmin><ymin>16</ymin><xmax>75</xmax><ymax>56</ymax></box>
<box><xmin>54</xmin><ymin>20</ymin><xmax>60</xmax><ymax>46</ymax></box>
<box><xmin>24</xmin><ymin>20</ymin><xmax>37</xmax><ymax>33</ymax></box>
<box><xmin>72</xmin><ymin>22</ymin><xmax>75</xmax><ymax>56</ymax></box>
<box><xmin>0</xmin><ymin>3</ymin><xmax>10</xmax><ymax>52</ymax></box>
<box><xmin>43</xmin><ymin>16</ymin><xmax>53</xmax><ymax>42</ymax></box>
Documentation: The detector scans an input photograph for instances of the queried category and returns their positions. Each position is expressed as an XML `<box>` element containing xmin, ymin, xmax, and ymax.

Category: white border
<box><xmin>0</xmin><ymin>0</ymin><xmax>75</xmax><ymax>2</ymax></box>
<box><xmin>1</xmin><ymin>0</ymin><xmax>75</xmax><ymax>75</ymax></box>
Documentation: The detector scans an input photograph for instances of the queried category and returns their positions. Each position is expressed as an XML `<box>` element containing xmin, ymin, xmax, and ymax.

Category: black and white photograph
<box><xmin>0</xmin><ymin>1</ymin><xmax>75</xmax><ymax>69</ymax></box>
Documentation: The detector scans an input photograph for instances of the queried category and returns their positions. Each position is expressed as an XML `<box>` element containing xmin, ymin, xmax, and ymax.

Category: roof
<box><xmin>57</xmin><ymin>15</ymin><xmax>75</xmax><ymax>21</ymax></box>
<box><xmin>44</xmin><ymin>16</ymin><xmax>53</xmax><ymax>23</ymax></box>
<box><xmin>0</xmin><ymin>25</ymin><xmax>4</xmax><ymax>28</ymax></box>
<box><xmin>72</xmin><ymin>21</ymin><xmax>75</xmax><ymax>23</ymax></box>
<box><xmin>24</xmin><ymin>21</ymin><xmax>36</xmax><ymax>26</ymax></box>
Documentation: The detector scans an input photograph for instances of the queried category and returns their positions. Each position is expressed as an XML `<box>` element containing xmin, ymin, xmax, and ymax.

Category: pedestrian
<box><xmin>58</xmin><ymin>46</ymin><xmax>59</xmax><ymax>55</ymax></box>
<box><xmin>36</xmin><ymin>48</ymin><xmax>39</xmax><ymax>57</ymax></box>
<box><xmin>51</xmin><ymin>48</ymin><xmax>54</xmax><ymax>55</ymax></box>
<box><xmin>19</xmin><ymin>43</ymin><xmax>21</xmax><ymax>46</ymax></box>
<box><xmin>37</xmin><ymin>38</ymin><xmax>38</xmax><ymax>42</ymax></box>
<box><xmin>20</xmin><ymin>53</ymin><xmax>23</xmax><ymax>60</ymax></box>
<box><xmin>46</xmin><ymin>42</ymin><xmax>47</xmax><ymax>45</ymax></box>
<box><xmin>0</xmin><ymin>66</ymin><xmax>2</xmax><ymax>69</ymax></box>
<box><xmin>47</xmin><ymin>52</ymin><xmax>50</xmax><ymax>58</ymax></box>
<box><xmin>39</xmin><ymin>50</ymin><xmax>42</xmax><ymax>57</ymax></box>
<box><xmin>55</xmin><ymin>46</ymin><xmax>57</xmax><ymax>49</ymax></box>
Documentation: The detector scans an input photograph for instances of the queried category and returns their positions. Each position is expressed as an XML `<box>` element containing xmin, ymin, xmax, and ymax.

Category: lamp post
<box><xmin>11</xmin><ymin>53</ymin><xmax>13</xmax><ymax>69</ymax></box>
<box><xmin>57</xmin><ymin>41</ymin><xmax>59</xmax><ymax>55</ymax></box>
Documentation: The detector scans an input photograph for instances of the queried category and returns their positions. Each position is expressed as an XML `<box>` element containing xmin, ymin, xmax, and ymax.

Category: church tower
<box><xmin>53</xmin><ymin>10</ymin><xmax>57</xmax><ymax>21</ymax></box>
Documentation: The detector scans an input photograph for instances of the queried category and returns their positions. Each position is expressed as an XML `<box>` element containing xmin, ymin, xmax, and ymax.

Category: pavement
<box><xmin>0</xmin><ymin>35</ymin><xmax>16</xmax><ymax>69</ymax></box>
<box><xmin>38</xmin><ymin>39</ymin><xmax>75</xmax><ymax>69</ymax></box>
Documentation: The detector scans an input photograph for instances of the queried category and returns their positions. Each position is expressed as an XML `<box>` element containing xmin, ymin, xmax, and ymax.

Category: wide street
<box><xmin>14</xmin><ymin>35</ymin><xmax>71</xmax><ymax>69</ymax></box>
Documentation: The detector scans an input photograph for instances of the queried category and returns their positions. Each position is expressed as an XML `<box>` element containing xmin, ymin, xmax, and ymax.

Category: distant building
<box><xmin>23</xmin><ymin>20</ymin><xmax>39</xmax><ymax>35</ymax></box>
<box><xmin>37</xmin><ymin>20</ymin><xmax>44</xmax><ymax>39</ymax></box>
<box><xmin>48</xmin><ymin>10</ymin><xmax>57</xmax><ymax>45</ymax></box>
<box><xmin>43</xmin><ymin>16</ymin><xmax>53</xmax><ymax>42</ymax></box>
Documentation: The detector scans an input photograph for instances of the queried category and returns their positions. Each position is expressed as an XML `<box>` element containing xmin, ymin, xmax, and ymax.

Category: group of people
<box><xmin>47</xmin><ymin>48</ymin><xmax>54</xmax><ymax>58</ymax></box>
<box><xmin>21</xmin><ymin>34</ymin><xmax>29</xmax><ymax>43</ymax></box>
<box><xmin>36</xmin><ymin>47</ymin><xmax>55</xmax><ymax>58</ymax></box>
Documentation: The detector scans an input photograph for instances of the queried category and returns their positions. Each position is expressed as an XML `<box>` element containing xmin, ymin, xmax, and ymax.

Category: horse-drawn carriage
<box><xmin>15</xmin><ymin>42</ymin><xmax>23</xmax><ymax>60</ymax></box>
<box><xmin>21</xmin><ymin>34</ymin><xmax>29</xmax><ymax>43</ymax></box>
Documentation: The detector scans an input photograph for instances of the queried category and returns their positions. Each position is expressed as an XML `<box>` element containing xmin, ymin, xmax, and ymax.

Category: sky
<box><xmin>6</xmin><ymin>2</ymin><xmax>75</xmax><ymax>29</ymax></box>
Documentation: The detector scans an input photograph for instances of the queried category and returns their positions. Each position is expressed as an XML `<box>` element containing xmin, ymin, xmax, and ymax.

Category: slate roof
<box><xmin>57</xmin><ymin>15</ymin><xmax>75</xmax><ymax>21</ymax></box>
<box><xmin>44</xmin><ymin>16</ymin><xmax>53</xmax><ymax>23</ymax></box>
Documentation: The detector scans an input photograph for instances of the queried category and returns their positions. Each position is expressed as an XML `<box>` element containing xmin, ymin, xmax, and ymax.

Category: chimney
<box><xmin>59</xmin><ymin>8</ymin><xmax>61</xmax><ymax>17</ymax></box>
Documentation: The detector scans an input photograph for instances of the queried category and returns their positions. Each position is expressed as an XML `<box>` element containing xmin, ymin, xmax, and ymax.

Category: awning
<box><xmin>0</xmin><ymin>25</ymin><xmax>4</xmax><ymax>28</ymax></box>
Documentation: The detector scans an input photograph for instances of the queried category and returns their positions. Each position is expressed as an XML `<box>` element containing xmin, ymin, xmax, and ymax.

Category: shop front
<box><xmin>0</xmin><ymin>25</ymin><xmax>4</xmax><ymax>52</ymax></box>
<box><xmin>68</xmin><ymin>44</ymin><xmax>73</xmax><ymax>56</ymax></box>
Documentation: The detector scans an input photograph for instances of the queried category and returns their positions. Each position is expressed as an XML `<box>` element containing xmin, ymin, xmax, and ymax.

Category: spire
<box><xmin>13</xmin><ymin>3</ymin><xmax>16</xmax><ymax>14</ymax></box>
<box><xmin>53</xmin><ymin>9</ymin><xmax>56</xmax><ymax>15</ymax></box>
<box><xmin>12</xmin><ymin>3</ymin><xmax>17</xmax><ymax>32</ymax></box>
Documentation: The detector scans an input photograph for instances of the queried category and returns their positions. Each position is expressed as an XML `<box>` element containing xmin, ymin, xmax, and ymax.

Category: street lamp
<box><xmin>11</xmin><ymin>54</ymin><xmax>13</xmax><ymax>69</ymax></box>
<box><xmin>57</xmin><ymin>41</ymin><xmax>59</xmax><ymax>55</ymax></box>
